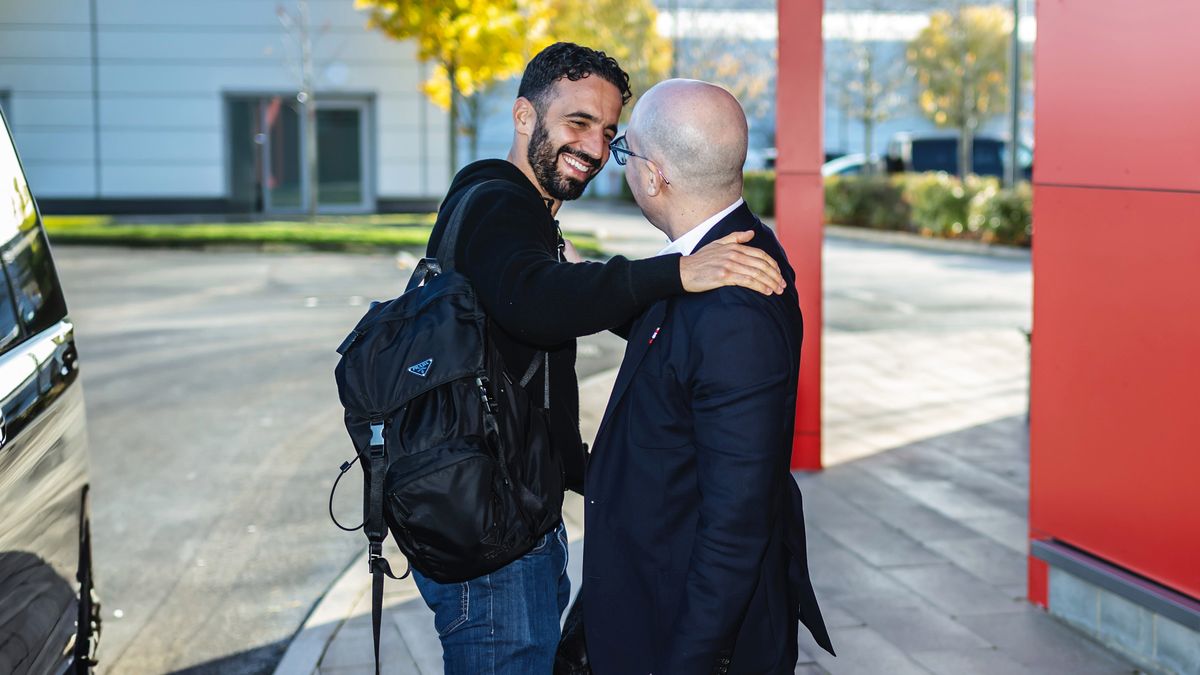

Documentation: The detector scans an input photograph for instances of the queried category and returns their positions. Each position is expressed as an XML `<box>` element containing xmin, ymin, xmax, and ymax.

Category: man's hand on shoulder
<box><xmin>678</xmin><ymin>231</ymin><xmax>785</xmax><ymax>296</ymax></box>
<box><xmin>561</xmin><ymin>238</ymin><xmax>584</xmax><ymax>263</ymax></box>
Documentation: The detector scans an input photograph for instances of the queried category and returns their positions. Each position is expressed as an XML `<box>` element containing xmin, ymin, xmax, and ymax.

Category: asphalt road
<box><xmin>823</xmin><ymin>236</ymin><xmax>1031</xmax><ymax>333</ymax></box>
<box><xmin>52</xmin><ymin>233</ymin><xmax>1029</xmax><ymax>674</ymax></box>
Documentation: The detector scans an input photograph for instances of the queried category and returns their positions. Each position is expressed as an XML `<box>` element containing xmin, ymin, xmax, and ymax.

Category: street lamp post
<box><xmin>1006</xmin><ymin>0</ymin><xmax>1021</xmax><ymax>187</ymax></box>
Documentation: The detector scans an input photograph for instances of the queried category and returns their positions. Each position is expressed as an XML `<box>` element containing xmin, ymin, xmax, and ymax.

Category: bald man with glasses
<box><xmin>582</xmin><ymin>80</ymin><xmax>835</xmax><ymax>675</ymax></box>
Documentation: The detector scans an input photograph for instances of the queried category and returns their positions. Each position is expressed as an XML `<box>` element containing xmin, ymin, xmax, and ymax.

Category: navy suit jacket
<box><xmin>582</xmin><ymin>204</ymin><xmax>833</xmax><ymax>675</ymax></box>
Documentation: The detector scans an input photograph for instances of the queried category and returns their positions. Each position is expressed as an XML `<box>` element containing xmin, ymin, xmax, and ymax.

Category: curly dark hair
<box><xmin>517</xmin><ymin>42</ymin><xmax>633</xmax><ymax>113</ymax></box>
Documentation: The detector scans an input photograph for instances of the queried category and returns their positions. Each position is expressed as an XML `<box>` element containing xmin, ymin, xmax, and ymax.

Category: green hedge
<box><xmin>743</xmin><ymin>170</ymin><xmax>776</xmax><ymax>217</ymax></box>
<box><xmin>824</xmin><ymin>172</ymin><xmax>1031</xmax><ymax>247</ymax></box>
<box><xmin>616</xmin><ymin>168</ymin><xmax>1030</xmax><ymax>247</ymax></box>
<box><xmin>824</xmin><ymin>175</ymin><xmax>910</xmax><ymax>230</ymax></box>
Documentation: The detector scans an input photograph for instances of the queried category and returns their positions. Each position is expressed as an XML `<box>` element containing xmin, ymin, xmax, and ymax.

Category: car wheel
<box><xmin>73</xmin><ymin>488</ymin><xmax>100</xmax><ymax>674</ymax></box>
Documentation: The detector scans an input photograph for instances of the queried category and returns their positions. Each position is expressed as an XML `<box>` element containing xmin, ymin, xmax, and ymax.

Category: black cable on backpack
<box><xmin>328</xmin><ymin>455</ymin><xmax>363</xmax><ymax>532</ymax></box>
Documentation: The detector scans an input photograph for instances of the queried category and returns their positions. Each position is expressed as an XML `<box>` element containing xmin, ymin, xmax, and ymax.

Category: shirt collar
<box><xmin>657</xmin><ymin>198</ymin><xmax>745</xmax><ymax>257</ymax></box>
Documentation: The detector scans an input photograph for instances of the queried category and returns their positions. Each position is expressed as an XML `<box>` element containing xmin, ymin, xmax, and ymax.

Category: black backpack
<box><xmin>331</xmin><ymin>180</ymin><xmax>564</xmax><ymax>672</ymax></box>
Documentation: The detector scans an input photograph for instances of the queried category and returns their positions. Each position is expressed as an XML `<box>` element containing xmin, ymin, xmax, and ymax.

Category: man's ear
<box><xmin>513</xmin><ymin>97</ymin><xmax>536</xmax><ymax>137</ymax></box>
<box><xmin>643</xmin><ymin>161</ymin><xmax>663</xmax><ymax>197</ymax></box>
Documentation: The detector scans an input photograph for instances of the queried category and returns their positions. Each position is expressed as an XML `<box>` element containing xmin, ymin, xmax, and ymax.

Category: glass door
<box><xmin>316</xmin><ymin>102</ymin><xmax>370</xmax><ymax>212</ymax></box>
<box><xmin>262</xmin><ymin>96</ymin><xmax>304</xmax><ymax>211</ymax></box>
<box><xmin>227</xmin><ymin>96</ymin><xmax>371</xmax><ymax>214</ymax></box>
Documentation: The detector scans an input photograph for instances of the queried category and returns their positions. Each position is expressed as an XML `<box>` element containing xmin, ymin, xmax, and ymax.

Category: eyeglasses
<box><xmin>609</xmin><ymin>134</ymin><xmax>670</xmax><ymax>186</ymax></box>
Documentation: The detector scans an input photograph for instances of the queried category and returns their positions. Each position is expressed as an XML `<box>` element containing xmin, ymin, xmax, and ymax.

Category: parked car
<box><xmin>0</xmin><ymin>109</ymin><xmax>99</xmax><ymax>672</ymax></box>
<box><xmin>885</xmin><ymin>131</ymin><xmax>1033</xmax><ymax>180</ymax></box>
<box><xmin>821</xmin><ymin>153</ymin><xmax>885</xmax><ymax>177</ymax></box>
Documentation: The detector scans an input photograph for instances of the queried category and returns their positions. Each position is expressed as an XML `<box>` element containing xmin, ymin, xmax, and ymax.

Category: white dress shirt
<box><xmin>656</xmin><ymin>198</ymin><xmax>745</xmax><ymax>257</ymax></box>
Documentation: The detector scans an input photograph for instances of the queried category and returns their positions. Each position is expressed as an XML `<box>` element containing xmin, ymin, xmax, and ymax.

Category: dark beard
<box><xmin>527</xmin><ymin>120</ymin><xmax>598</xmax><ymax>201</ymax></box>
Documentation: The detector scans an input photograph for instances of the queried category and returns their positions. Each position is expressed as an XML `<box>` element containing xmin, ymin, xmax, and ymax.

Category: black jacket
<box><xmin>426</xmin><ymin>160</ymin><xmax>684</xmax><ymax>493</ymax></box>
<box><xmin>582</xmin><ymin>204</ymin><xmax>833</xmax><ymax>674</ymax></box>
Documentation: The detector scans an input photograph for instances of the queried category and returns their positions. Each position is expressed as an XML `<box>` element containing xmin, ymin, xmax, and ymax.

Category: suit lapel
<box><xmin>593</xmin><ymin>204</ymin><xmax>758</xmax><ymax>448</ymax></box>
<box><xmin>595</xmin><ymin>299</ymin><xmax>669</xmax><ymax>444</ymax></box>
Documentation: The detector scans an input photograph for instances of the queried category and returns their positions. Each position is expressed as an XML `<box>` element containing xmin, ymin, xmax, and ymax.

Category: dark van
<box><xmin>885</xmin><ymin>131</ymin><xmax>1033</xmax><ymax>180</ymax></box>
<box><xmin>0</xmin><ymin>108</ymin><xmax>99</xmax><ymax>672</ymax></box>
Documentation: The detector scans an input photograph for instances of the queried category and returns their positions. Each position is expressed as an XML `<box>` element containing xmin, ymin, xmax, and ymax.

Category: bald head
<box><xmin>629</xmin><ymin>79</ymin><xmax>748</xmax><ymax>199</ymax></box>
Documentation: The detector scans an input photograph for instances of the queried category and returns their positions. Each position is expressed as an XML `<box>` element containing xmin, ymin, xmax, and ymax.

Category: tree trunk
<box><xmin>863</xmin><ymin>119</ymin><xmax>875</xmax><ymax>174</ymax></box>
<box><xmin>861</xmin><ymin>48</ymin><xmax>876</xmax><ymax>174</ymax></box>
<box><xmin>959</xmin><ymin>123</ymin><xmax>974</xmax><ymax>179</ymax></box>
<box><xmin>447</xmin><ymin>62</ymin><xmax>459</xmax><ymax>184</ymax></box>
<box><xmin>465</xmin><ymin>94</ymin><xmax>480</xmax><ymax>163</ymax></box>
<box><xmin>957</xmin><ymin>5</ymin><xmax>971</xmax><ymax>179</ymax></box>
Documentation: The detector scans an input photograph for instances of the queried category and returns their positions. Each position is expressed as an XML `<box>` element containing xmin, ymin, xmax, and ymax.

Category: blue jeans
<box><xmin>412</xmin><ymin>522</ymin><xmax>570</xmax><ymax>675</ymax></box>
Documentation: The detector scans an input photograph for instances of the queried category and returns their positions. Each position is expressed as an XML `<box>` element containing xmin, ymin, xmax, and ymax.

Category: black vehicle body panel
<box><xmin>0</xmin><ymin>107</ymin><xmax>96</xmax><ymax>674</ymax></box>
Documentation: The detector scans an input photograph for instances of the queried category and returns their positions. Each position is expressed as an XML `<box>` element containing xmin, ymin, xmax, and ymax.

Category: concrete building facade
<box><xmin>0</xmin><ymin>0</ymin><xmax>449</xmax><ymax>214</ymax></box>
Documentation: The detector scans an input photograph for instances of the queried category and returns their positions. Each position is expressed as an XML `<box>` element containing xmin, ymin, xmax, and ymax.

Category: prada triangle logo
<box><xmin>407</xmin><ymin>359</ymin><xmax>433</xmax><ymax>377</ymax></box>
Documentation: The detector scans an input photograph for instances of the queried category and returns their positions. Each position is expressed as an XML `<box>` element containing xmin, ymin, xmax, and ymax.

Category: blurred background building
<box><xmin>0</xmin><ymin>0</ymin><xmax>449</xmax><ymax>215</ymax></box>
<box><xmin>1</xmin><ymin>0</ymin><xmax>1034</xmax><ymax>214</ymax></box>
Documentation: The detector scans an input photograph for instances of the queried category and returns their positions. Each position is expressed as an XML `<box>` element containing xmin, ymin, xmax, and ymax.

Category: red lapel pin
<box><xmin>648</xmin><ymin>326</ymin><xmax>661</xmax><ymax>344</ymax></box>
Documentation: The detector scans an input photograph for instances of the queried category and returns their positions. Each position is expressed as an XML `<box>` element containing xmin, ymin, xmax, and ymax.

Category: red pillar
<box><xmin>776</xmin><ymin>0</ymin><xmax>825</xmax><ymax>469</ymax></box>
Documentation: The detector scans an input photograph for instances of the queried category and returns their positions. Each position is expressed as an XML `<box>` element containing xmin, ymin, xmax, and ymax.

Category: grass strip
<box><xmin>41</xmin><ymin>215</ymin><xmax>604</xmax><ymax>257</ymax></box>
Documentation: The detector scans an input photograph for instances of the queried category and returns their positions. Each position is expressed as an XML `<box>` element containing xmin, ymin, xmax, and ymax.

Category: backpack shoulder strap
<box><xmin>436</xmin><ymin>178</ymin><xmax>504</xmax><ymax>274</ymax></box>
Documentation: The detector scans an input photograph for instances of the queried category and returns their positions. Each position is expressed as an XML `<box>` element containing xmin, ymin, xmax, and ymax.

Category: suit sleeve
<box><xmin>460</xmin><ymin>189</ymin><xmax>682</xmax><ymax>346</ymax></box>
<box><xmin>663</xmin><ymin>292</ymin><xmax>794</xmax><ymax>674</ymax></box>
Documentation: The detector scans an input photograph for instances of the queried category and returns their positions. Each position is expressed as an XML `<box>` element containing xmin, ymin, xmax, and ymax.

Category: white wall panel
<box><xmin>99</xmin><ymin>96</ymin><xmax>221</xmax><ymax>130</ymax></box>
<box><xmin>101</xmin><ymin>164</ymin><xmax>223</xmax><ymax>196</ymax></box>
<box><xmin>0</xmin><ymin>27</ymin><xmax>92</xmax><ymax>59</ymax></box>
<box><xmin>99</xmin><ymin>63</ymin><xmax>294</xmax><ymax>94</ymax></box>
<box><xmin>0</xmin><ymin>63</ymin><xmax>92</xmax><ymax>93</ymax></box>
<box><xmin>98</xmin><ymin>0</ymin><xmax>371</xmax><ymax>29</ymax></box>
<box><xmin>97</xmin><ymin>26</ymin><xmax>418</xmax><ymax>63</ymax></box>
<box><xmin>23</xmin><ymin>163</ymin><xmax>96</xmax><ymax>197</ymax></box>
<box><xmin>9</xmin><ymin>129</ymin><xmax>95</xmax><ymax>162</ymax></box>
<box><xmin>376</xmin><ymin>94</ymin><xmax>431</xmax><ymax>133</ymax></box>
<box><xmin>101</xmin><ymin>129</ymin><xmax>222</xmax><ymax>163</ymax></box>
<box><xmin>377</xmin><ymin>125</ymin><xmax>449</xmax><ymax>197</ymax></box>
<box><xmin>98</xmin><ymin>61</ymin><xmax>421</xmax><ymax>96</ymax></box>
<box><xmin>4</xmin><ymin>94</ymin><xmax>93</xmax><ymax>128</ymax></box>
<box><xmin>0</xmin><ymin>0</ymin><xmax>90</xmax><ymax>26</ymax></box>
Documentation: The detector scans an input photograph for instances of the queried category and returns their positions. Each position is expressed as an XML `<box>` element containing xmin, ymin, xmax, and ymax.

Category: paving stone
<box><xmin>867</xmin><ymin>501</ymin><xmax>983</xmax><ymax>544</ymax></box>
<box><xmin>819</xmin><ymin>605</ymin><xmax>866</xmax><ymax>630</ymax></box>
<box><xmin>819</xmin><ymin>516</ymin><xmax>945</xmax><ymax>568</ymax></box>
<box><xmin>806</xmin><ymin>540</ymin><xmax>930</xmax><ymax>606</ymax></box>
<box><xmin>957</xmin><ymin>609</ymin><xmax>1139</xmax><ymax>674</ymax></box>
<box><xmin>888</xmin><ymin>564</ymin><xmax>1026</xmax><ymax>617</ymax></box>
<box><xmin>1000</xmin><ymin>584</ymin><xmax>1028</xmax><ymax>602</ymax></box>
<box><xmin>794</xmin><ymin>663</ymin><xmax>830</xmax><ymax>675</ymax></box>
<box><xmin>924</xmin><ymin>537</ymin><xmax>1027</xmax><ymax>588</ymax></box>
<box><xmin>391</xmin><ymin>599</ymin><xmax>442</xmax><ymax>675</ymax></box>
<box><xmin>890</xmin><ymin>480</ymin><xmax>1017</xmax><ymax>522</ymax></box>
<box><xmin>1049</xmin><ymin>567</ymin><xmax>1101</xmax><ymax>634</ymax></box>
<box><xmin>318</xmin><ymin>620</ymin><xmax>410</xmax><ymax>670</ymax></box>
<box><xmin>805</xmin><ymin>625</ymin><xmax>932</xmax><ymax>675</ymax></box>
<box><xmin>909</xmin><ymin>647</ymin><xmax>1031</xmax><ymax>675</ymax></box>
<box><xmin>957</xmin><ymin>513</ymin><xmax>1029</xmax><ymax>554</ymax></box>
<box><xmin>841</xmin><ymin>600</ymin><xmax>993</xmax><ymax>652</ymax></box>
<box><xmin>1154</xmin><ymin>614</ymin><xmax>1200</xmax><ymax>675</ymax></box>
<box><xmin>1097</xmin><ymin>589</ymin><xmax>1153</xmax><ymax>659</ymax></box>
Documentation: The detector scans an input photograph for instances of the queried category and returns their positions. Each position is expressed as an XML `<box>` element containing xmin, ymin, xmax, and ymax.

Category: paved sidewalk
<box><xmin>279</xmin><ymin>369</ymin><xmax>1137</xmax><ymax>675</ymax></box>
<box><xmin>275</xmin><ymin>204</ymin><xmax>1140</xmax><ymax>674</ymax></box>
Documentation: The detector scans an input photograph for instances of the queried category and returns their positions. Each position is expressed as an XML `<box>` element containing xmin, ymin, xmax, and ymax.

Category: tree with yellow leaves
<box><xmin>546</xmin><ymin>0</ymin><xmax>672</xmax><ymax>119</ymax></box>
<box><xmin>355</xmin><ymin>0</ymin><xmax>553</xmax><ymax>179</ymax></box>
<box><xmin>907</xmin><ymin>6</ymin><xmax>1013</xmax><ymax>178</ymax></box>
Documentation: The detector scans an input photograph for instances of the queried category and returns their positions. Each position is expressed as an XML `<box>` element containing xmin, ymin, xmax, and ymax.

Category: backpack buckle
<box><xmin>475</xmin><ymin>377</ymin><xmax>497</xmax><ymax>414</ymax></box>
<box><xmin>369</xmin><ymin>422</ymin><xmax>385</xmax><ymax>453</ymax></box>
